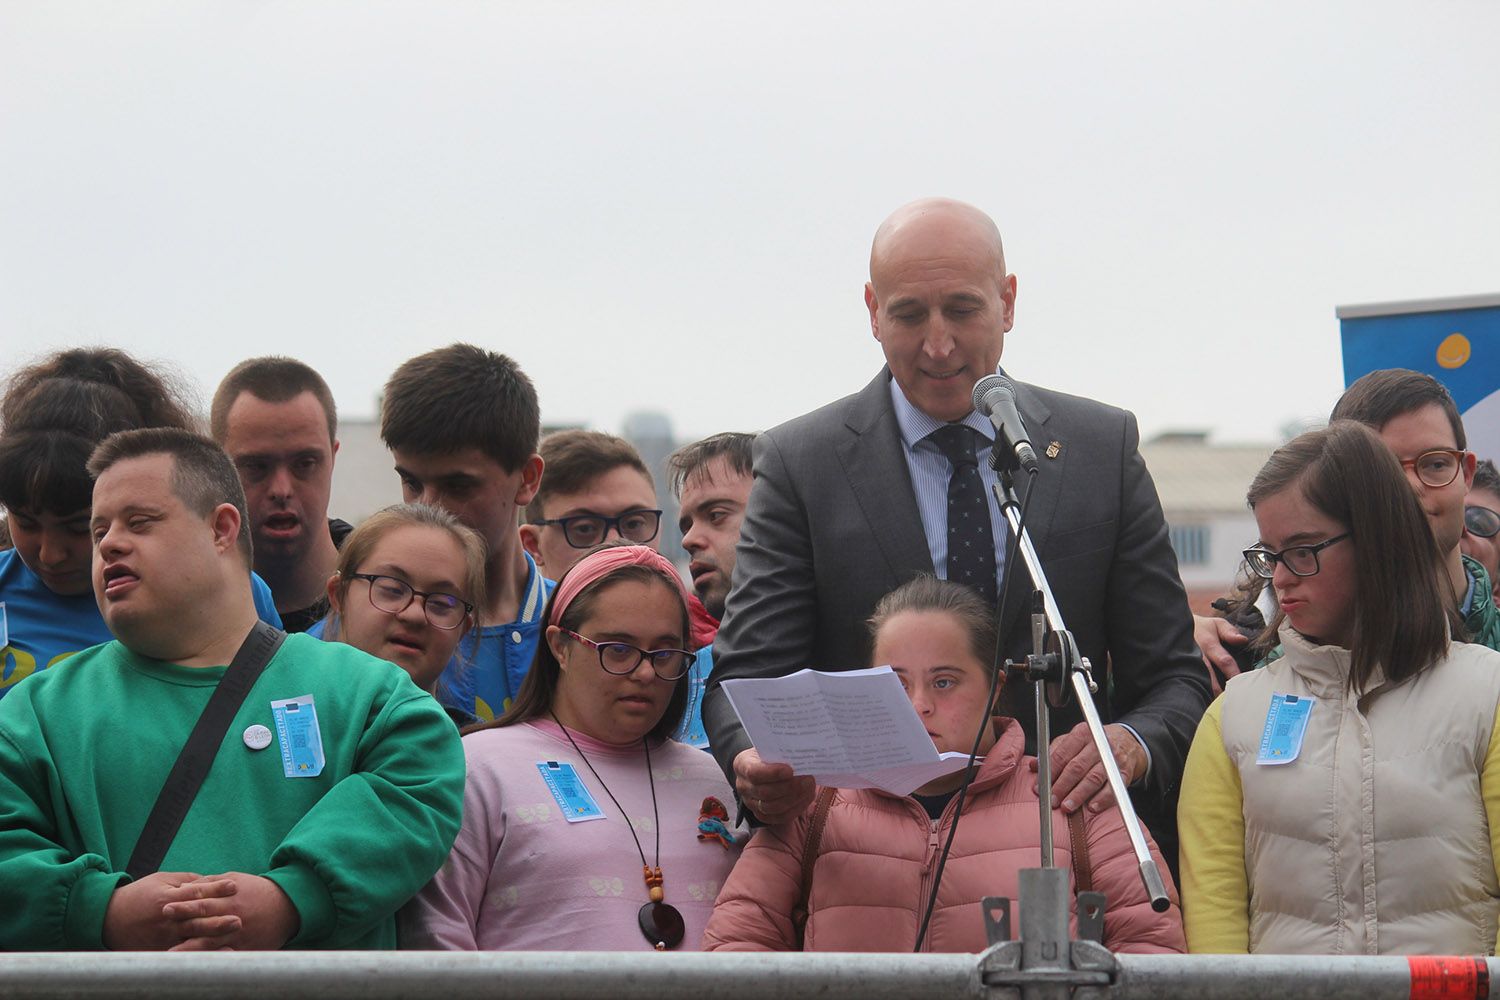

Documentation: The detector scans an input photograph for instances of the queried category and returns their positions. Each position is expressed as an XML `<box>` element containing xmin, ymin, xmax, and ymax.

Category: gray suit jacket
<box><xmin>704</xmin><ymin>369</ymin><xmax>1210</xmax><ymax>816</ymax></box>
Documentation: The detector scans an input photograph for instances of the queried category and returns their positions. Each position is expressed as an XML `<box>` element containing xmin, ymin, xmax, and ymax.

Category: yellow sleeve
<box><xmin>1483</xmin><ymin>700</ymin><xmax>1500</xmax><ymax>956</ymax></box>
<box><xmin>1177</xmin><ymin>697</ymin><xmax>1250</xmax><ymax>953</ymax></box>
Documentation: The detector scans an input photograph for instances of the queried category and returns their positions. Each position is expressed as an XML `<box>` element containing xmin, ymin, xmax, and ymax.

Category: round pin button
<box><xmin>243</xmin><ymin>724</ymin><xmax>273</xmax><ymax>750</ymax></box>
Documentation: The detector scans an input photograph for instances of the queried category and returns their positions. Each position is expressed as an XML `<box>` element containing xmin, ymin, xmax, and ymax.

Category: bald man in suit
<box><xmin>703</xmin><ymin>198</ymin><xmax>1209</xmax><ymax>861</ymax></box>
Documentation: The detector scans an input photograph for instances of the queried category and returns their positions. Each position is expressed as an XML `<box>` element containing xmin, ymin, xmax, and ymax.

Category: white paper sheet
<box><xmin>721</xmin><ymin>665</ymin><xmax>975</xmax><ymax>796</ymax></box>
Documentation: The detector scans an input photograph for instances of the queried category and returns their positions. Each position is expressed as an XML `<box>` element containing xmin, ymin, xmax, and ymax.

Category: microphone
<box><xmin>971</xmin><ymin>374</ymin><xmax>1039</xmax><ymax>474</ymax></box>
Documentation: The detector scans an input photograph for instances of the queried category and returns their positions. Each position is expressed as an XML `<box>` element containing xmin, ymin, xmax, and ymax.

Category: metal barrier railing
<box><xmin>0</xmin><ymin>950</ymin><xmax>1493</xmax><ymax>1000</ymax></box>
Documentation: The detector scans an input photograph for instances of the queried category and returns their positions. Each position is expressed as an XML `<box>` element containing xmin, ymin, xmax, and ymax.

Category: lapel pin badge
<box><xmin>1045</xmin><ymin>441</ymin><xmax>1062</xmax><ymax>460</ymax></box>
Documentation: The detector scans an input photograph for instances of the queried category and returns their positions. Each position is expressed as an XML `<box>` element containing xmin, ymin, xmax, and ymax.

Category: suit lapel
<box><xmin>835</xmin><ymin>371</ymin><xmax>935</xmax><ymax>579</ymax></box>
<box><xmin>998</xmin><ymin>384</ymin><xmax>1061</xmax><ymax>645</ymax></box>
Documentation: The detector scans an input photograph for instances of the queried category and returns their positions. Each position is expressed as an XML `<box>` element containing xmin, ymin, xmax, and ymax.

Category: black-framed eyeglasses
<box><xmin>530</xmin><ymin>509</ymin><xmax>663</xmax><ymax>549</ymax></box>
<box><xmin>562</xmin><ymin>629</ymin><xmax>694</xmax><ymax>680</ymax></box>
<box><xmin>1399</xmin><ymin>449</ymin><xmax>1466</xmax><ymax>489</ymax></box>
<box><xmin>349</xmin><ymin>573</ymin><xmax>473</xmax><ymax>629</ymax></box>
<box><xmin>1242</xmin><ymin>534</ymin><xmax>1351</xmax><ymax>579</ymax></box>
<box><xmin>1467</xmin><ymin>505</ymin><xmax>1500</xmax><ymax>539</ymax></box>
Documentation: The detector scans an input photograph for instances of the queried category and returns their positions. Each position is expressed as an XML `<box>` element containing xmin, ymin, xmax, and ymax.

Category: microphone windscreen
<box><xmin>971</xmin><ymin>373</ymin><xmax>1016</xmax><ymax>415</ymax></box>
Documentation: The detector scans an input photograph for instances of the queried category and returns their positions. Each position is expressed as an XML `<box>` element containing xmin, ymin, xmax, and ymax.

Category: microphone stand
<box><xmin>976</xmin><ymin>448</ymin><xmax>1170</xmax><ymax>1000</ymax></box>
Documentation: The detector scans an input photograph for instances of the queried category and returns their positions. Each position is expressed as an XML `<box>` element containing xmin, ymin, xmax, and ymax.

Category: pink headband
<box><xmin>548</xmin><ymin>545</ymin><xmax>691</xmax><ymax>627</ymax></box>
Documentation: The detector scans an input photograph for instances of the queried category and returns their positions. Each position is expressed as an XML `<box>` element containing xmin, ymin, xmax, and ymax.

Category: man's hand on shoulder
<box><xmin>102</xmin><ymin>871</ymin><xmax>239</xmax><ymax>951</ymax></box>
<box><xmin>1195</xmin><ymin>613</ymin><xmax>1247</xmax><ymax>695</ymax></box>
<box><xmin>164</xmin><ymin>873</ymin><xmax>299</xmax><ymax>951</ymax></box>
<box><xmin>1032</xmin><ymin>722</ymin><xmax>1148</xmax><ymax>814</ymax></box>
<box><xmin>733</xmin><ymin>747</ymin><xmax>815</xmax><ymax>826</ymax></box>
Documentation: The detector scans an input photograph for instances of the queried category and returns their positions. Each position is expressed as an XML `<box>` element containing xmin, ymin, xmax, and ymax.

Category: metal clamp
<box><xmin>977</xmin><ymin>874</ymin><xmax>1119</xmax><ymax>1000</ymax></box>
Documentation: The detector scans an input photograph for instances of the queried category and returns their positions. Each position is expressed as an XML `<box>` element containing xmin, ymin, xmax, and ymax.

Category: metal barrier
<box><xmin>3</xmin><ymin>870</ymin><xmax>1490</xmax><ymax>999</ymax></box>
<box><xmin>0</xmin><ymin>950</ymin><xmax>1494</xmax><ymax>1000</ymax></box>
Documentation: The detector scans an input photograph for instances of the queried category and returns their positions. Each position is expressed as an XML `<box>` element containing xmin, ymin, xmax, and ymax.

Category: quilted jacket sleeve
<box><xmin>701</xmin><ymin>804</ymin><xmax>812</xmax><ymax>951</ymax></box>
<box><xmin>1083</xmin><ymin>788</ymin><xmax>1187</xmax><ymax>954</ymax></box>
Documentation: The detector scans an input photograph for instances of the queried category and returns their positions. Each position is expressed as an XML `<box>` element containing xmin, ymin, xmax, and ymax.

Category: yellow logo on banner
<box><xmin>1437</xmin><ymin>332</ymin><xmax>1471</xmax><ymax>369</ymax></box>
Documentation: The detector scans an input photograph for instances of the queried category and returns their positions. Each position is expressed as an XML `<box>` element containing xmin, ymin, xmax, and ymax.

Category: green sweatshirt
<box><xmin>0</xmin><ymin>632</ymin><xmax>464</xmax><ymax>950</ymax></box>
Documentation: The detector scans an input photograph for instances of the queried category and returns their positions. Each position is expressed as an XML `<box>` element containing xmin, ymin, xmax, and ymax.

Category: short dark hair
<box><xmin>88</xmin><ymin>428</ymin><xmax>254</xmax><ymax>564</ymax></box>
<box><xmin>210</xmin><ymin>356</ymin><xmax>337</xmax><ymax>445</ymax></box>
<box><xmin>525</xmin><ymin>430</ymin><xmax>653</xmax><ymax>522</ymax></box>
<box><xmin>381</xmin><ymin>344</ymin><xmax>539</xmax><ymax>474</ymax></box>
<box><xmin>0</xmin><ymin>348</ymin><xmax>198</xmax><ymax>516</ymax></box>
<box><xmin>1247</xmin><ymin>420</ymin><xmax>1449</xmax><ymax>692</ymax></box>
<box><xmin>474</xmin><ymin>542</ymin><xmax>691</xmax><ymax>741</ymax></box>
<box><xmin>1473</xmin><ymin>458</ymin><xmax>1500</xmax><ymax>496</ymax></box>
<box><xmin>1331</xmin><ymin>368</ymin><xmax>1467</xmax><ymax>450</ymax></box>
<box><xmin>666</xmin><ymin>432</ymin><xmax>755</xmax><ymax>500</ymax></box>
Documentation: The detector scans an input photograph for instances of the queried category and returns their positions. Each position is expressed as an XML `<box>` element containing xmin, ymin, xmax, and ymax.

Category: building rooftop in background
<box><xmin>1140</xmin><ymin>431</ymin><xmax>1277</xmax><ymax>614</ymax></box>
<box><xmin>1141</xmin><ymin>431</ymin><xmax>1276</xmax><ymax>516</ymax></box>
<box><xmin>329</xmin><ymin>419</ymin><xmax>393</xmax><ymax>526</ymax></box>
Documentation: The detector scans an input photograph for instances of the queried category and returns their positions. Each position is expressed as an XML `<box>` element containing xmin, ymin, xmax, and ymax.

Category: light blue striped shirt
<box><xmin>889</xmin><ymin>377</ymin><xmax>1008</xmax><ymax>593</ymax></box>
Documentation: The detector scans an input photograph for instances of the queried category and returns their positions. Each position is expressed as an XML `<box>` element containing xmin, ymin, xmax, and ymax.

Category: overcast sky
<box><xmin>3</xmin><ymin>1</ymin><xmax>1497</xmax><ymax>446</ymax></box>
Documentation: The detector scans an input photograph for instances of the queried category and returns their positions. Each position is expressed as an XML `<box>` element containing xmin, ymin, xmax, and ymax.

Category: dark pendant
<box><xmin>638</xmin><ymin>901</ymin><xmax>685</xmax><ymax>950</ymax></box>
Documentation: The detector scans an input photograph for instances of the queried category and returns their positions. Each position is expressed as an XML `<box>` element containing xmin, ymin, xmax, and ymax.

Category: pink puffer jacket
<box><xmin>702</xmin><ymin>719</ymin><xmax>1184</xmax><ymax>953</ymax></box>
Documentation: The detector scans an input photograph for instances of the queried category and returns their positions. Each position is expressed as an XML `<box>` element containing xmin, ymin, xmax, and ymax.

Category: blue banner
<box><xmin>1339</xmin><ymin>295</ymin><xmax>1500</xmax><ymax>462</ymax></box>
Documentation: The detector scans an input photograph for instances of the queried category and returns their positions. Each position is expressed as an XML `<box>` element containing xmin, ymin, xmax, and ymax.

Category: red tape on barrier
<box><xmin>1409</xmin><ymin>957</ymin><xmax>1489</xmax><ymax>1000</ymax></box>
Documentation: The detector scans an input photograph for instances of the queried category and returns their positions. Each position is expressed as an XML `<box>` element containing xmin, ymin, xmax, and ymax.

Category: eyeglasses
<box><xmin>1242</xmin><ymin>534</ymin><xmax>1351</xmax><ymax>579</ymax></box>
<box><xmin>349</xmin><ymin>573</ymin><xmax>473</xmax><ymax>629</ymax></box>
<box><xmin>531</xmin><ymin>509</ymin><xmax>663</xmax><ymax>549</ymax></box>
<box><xmin>562</xmin><ymin>629</ymin><xmax>694</xmax><ymax>680</ymax></box>
<box><xmin>1467</xmin><ymin>505</ymin><xmax>1500</xmax><ymax>539</ymax></box>
<box><xmin>1399</xmin><ymin>449</ymin><xmax>1466</xmax><ymax>489</ymax></box>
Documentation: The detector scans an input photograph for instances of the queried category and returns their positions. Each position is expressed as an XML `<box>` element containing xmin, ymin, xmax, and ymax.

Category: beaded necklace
<box><xmin>551</xmin><ymin>712</ymin><xmax>686</xmax><ymax>950</ymax></box>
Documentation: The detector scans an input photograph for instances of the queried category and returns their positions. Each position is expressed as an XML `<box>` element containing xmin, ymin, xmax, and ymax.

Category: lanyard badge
<box><xmin>270</xmin><ymin>694</ymin><xmax>326</xmax><ymax>778</ymax></box>
<box><xmin>1257</xmin><ymin>693</ymin><xmax>1314</xmax><ymax>765</ymax></box>
<box><xmin>538</xmin><ymin>761</ymin><xmax>605</xmax><ymax>822</ymax></box>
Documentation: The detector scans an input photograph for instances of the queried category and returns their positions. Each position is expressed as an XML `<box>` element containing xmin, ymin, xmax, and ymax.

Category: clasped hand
<box><xmin>103</xmin><ymin>870</ymin><xmax>299</xmax><ymax>951</ymax></box>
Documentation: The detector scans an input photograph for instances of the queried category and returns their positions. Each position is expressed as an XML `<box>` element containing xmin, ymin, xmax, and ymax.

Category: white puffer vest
<box><xmin>1219</xmin><ymin>625</ymin><xmax>1500</xmax><ymax>954</ymax></box>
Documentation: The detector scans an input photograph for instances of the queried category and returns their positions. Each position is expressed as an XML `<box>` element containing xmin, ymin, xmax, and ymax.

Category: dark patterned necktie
<box><xmin>927</xmin><ymin>424</ymin><xmax>998</xmax><ymax>607</ymax></box>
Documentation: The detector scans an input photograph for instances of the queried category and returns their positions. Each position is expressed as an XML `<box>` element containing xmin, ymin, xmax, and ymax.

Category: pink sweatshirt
<box><xmin>401</xmin><ymin>719</ymin><xmax>741</xmax><ymax>950</ymax></box>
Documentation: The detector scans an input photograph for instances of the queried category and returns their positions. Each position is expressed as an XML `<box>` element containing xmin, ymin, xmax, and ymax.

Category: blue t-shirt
<box><xmin>0</xmin><ymin>548</ymin><xmax>283</xmax><ymax>701</ymax></box>
<box><xmin>673</xmin><ymin>644</ymin><xmax>712</xmax><ymax>749</ymax></box>
<box><xmin>309</xmin><ymin>551</ymin><xmax>554</xmax><ymax>724</ymax></box>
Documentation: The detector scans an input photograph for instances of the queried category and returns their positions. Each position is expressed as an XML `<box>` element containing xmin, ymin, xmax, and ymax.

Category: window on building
<box><xmin>1169</xmin><ymin>524</ymin><xmax>1210</xmax><ymax>566</ymax></box>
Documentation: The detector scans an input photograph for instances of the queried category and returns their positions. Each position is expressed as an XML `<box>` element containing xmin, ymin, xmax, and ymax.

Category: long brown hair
<box><xmin>472</xmin><ymin>546</ymin><xmax>691</xmax><ymax>741</ymax></box>
<box><xmin>1247</xmin><ymin>420</ymin><xmax>1449</xmax><ymax>692</ymax></box>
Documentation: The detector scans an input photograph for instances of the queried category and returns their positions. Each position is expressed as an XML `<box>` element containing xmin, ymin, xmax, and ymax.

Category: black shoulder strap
<box><xmin>125</xmin><ymin>621</ymin><xmax>286</xmax><ymax>880</ymax></box>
